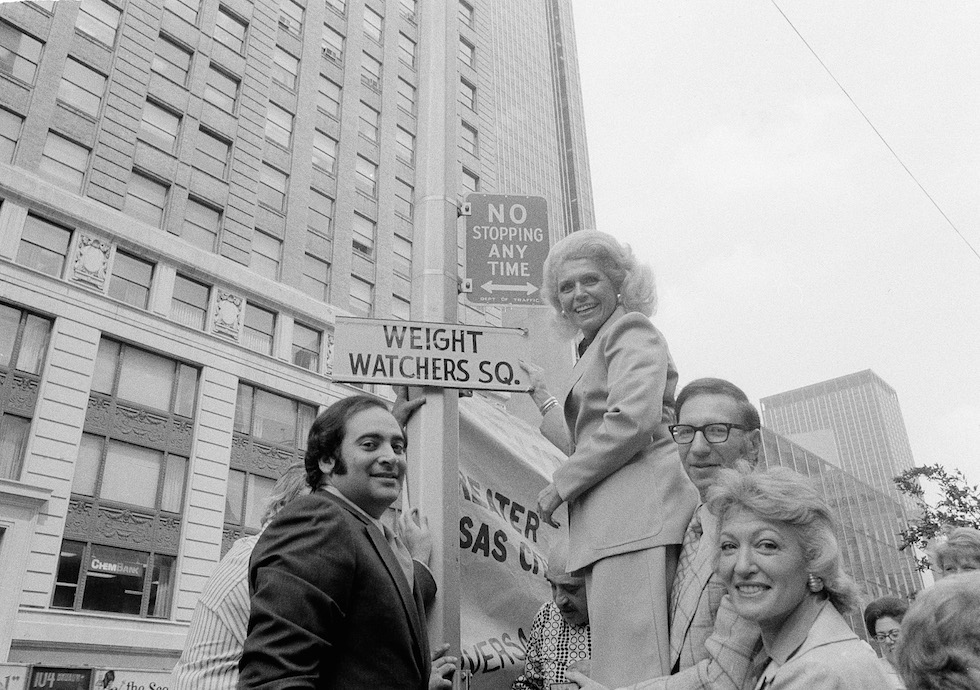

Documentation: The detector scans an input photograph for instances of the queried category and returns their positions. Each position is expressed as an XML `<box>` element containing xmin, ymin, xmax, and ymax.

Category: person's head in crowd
<box><xmin>546</xmin><ymin>539</ymin><xmax>589</xmax><ymax>627</ymax></box>
<box><xmin>541</xmin><ymin>229</ymin><xmax>656</xmax><ymax>340</ymax></box>
<box><xmin>670</xmin><ymin>378</ymin><xmax>762</xmax><ymax>501</ymax></box>
<box><xmin>864</xmin><ymin>596</ymin><xmax>908</xmax><ymax>665</ymax></box>
<box><xmin>303</xmin><ymin>395</ymin><xmax>407</xmax><ymax>518</ymax></box>
<box><xmin>259</xmin><ymin>463</ymin><xmax>311</xmax><ymax>528</ymax></box>
<box><xmin>895</xmin><ymin>571</ymin><xmax>980</xmax><ymax>690</ymax></box>
<box><xmin>707</xmin><ymin>464</ymin><xmax>859</xmax><ymax>638</ymax></box>
<box><xmin>931</xmin><ymin>527</ymin><xmax>980</xmax><ymax>579</ymax></box>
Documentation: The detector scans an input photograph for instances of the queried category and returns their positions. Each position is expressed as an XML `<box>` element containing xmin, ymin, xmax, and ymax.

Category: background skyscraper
<box><xmin>0</xmin><ymin>0</ymin><xmax>592</xmax><ymax>671</ymax></box>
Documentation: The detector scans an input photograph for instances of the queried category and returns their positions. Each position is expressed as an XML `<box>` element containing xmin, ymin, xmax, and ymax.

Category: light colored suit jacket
<box><xmin>752</xmin><ymin>601</ymin><xmax>891</xmax><ymax>689</ymax></box>
<box><xmin>543</xmin><ymin>308</ymin><xmax>698</xmax><ymax>572</ymax></box>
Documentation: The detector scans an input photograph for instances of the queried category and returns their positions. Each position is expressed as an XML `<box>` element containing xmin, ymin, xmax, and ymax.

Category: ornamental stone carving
<box><xmin>212</xmin><ymin>290</ymin><xmax>243</xmax><ymax>340</ymax></box>
<box><xmin>65</xmin><ymin>499</ymin><xmax>96</xmax><ymax>538</ymax></box>
<box><xmin>324</xmin><ymin>332</ymin><xmax>334</xmax><ymax>375</ymax></box>
<box><xmin>114</xmin><ymin>403</ymin><xmax>169</xmax><ymax>449</ymax></box>
<box><xmin>250</xmin><ymin>442</ymin><xmax>295</xmax><ymax>474</ymax></box>
<box><xmin>7</xmin><ymin>373</ymin><xmax>39</xmax><ymax>414</ymax></box>
<box><xmin>71</xmin><ymin>233</ymin><xmax>111</xmax><ymax>289</ymax></box>
<box><xmin>96</xmin><ymin>506</ymin><xmax>153</xmax><ymax>546</ymax></box>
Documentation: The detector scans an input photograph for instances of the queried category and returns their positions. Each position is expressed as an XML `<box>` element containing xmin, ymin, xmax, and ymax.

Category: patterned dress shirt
<box><xmin>171</xmin><ymin>535</ymin><xmax>258</xmax><ymax>690</ymax></box>
<box><xmin>512</xmin><ymin>601</ymin><xmax>591</xmax><ymax>690</ymax></box>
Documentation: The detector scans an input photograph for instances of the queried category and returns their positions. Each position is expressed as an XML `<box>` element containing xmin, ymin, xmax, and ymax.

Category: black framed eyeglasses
<box><xmin>873</xmin><ymin>630</ymin><xmax>901</xmax><ymax>643</ymax></box>
<box><xmin>669</xmin><ymin>423</ymin><xmax>751</xmax><ymax>445</ymax></box>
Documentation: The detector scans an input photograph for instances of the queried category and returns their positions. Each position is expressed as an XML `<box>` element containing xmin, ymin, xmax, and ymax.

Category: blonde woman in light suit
<box><xmin>521</xmin><ymin>230</ymin><xmax>698</xmax><ymax>688</ymax></box>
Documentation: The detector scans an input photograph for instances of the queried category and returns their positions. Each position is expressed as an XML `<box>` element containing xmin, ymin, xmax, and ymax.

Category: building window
<box><xmin>124</xmin><ymin>171</ymin><xmax>167</xmax><ymax>227</ymax></box>
<box><xmin>76</xmin><ymin>0</ymin><xmax>120</xmax><ymax>46</ymax></box>
<box><xmin>354</xmin><ymin>156</ymin><xmax>376</xmax><ymax>197</ymax></box>
<box><xmin>214</xmin><ymin>7</ymin><xmax>247</xmax><ymax>53</ymax></box>
<box><xmin>399</xmin><ymin>0</ymin><xmax>416</xmax><ymax>20</ymax></box>
<box><xmin>265</xmin><ymin>103</ymin><xmax>293</xmax><ymax>148</ymax></box>
<box><xmin>195</xmin><ymin>128</ymin><xmax>230</xmax><ymax>179</ymax></box>
<box><xmin>258</xmin><ymin>164</ymin><xmax>287</xmax><ymax>213</ymax></box>
<box><xmin>252</xmin><ymin>230</ymin><xmax>281</xmax><ymax>281</ymax></box>
<box><xmin>459</xmin><ymin>78</ymin><xmax>476</xmax><ymax>111</ymax></box>
<box><xmin>0</xmin><ymin>109</ymin><xmax>23</xmax><ymax>164</ymax></box>
<box><xmin>459</xmin><ymin>38</ymin><xmax>475</xmax><ymax>69</ymax></box>
<box><xmin>228</xmin><ymin>384</ymin><xmax>315</xmax><ymax>542</ymax></box>
<box><xmin>55</xmin><ymin>339</ymin><xmax>197</xmax><ymax>619</ymax></box>
<box><xmin>308</xmin><ymin>188</ymin><xmax>333</xmax><ymax>237</ymax></box>
<box><xmin>325</xmin><ymin>0</ymin><xmax>346</xmax><ymax>16</ymax></box>
<box><xmin>317</xmin><ymin>76</ymin><xmax>341</xmax><ymax>117</ymax></box>
<box><xmin>171</xmin><ymin>274</ymin><xmax>209</xmax><ymax>329</ymax></box>
<box><xmin>396</xmin><ymin>78</ymin><xmax>415</xmax><ymax>116</ymax></box>
<box><xmin>0</xmin><ymin>22</ymin><xmax>42</xmax><ymax>85</ymax></box>
<box><xmin>361</xmin><ymin>52</ymin><xmax>381</xmax><ymax>91</ymax></box>
<box><xmin>272</xmin><ymin>46</ymin><xmax>299</xmax><ymax>90</ymax></box>
<box><xmin>139</xmin><ymin>101</ymin><xmax>180</xmax><ymax>153</ymax></box>
<box><xmin>395</xmin><ymin>126</ymin><xmax>414</xmax><ymax>166</ymax></box>
<box><xmin>292</xmin><ymin>322</ymin><xmax>321</xmax><ymax>370</ymax></box>
<box><xmin>349</xmin><ymin>276</ymin><xmax>373</xmax><ymax>316</ymax></box>
<box><xmin>108</xmin><ymin>251</ymin><xmax>154</xmax><ymax>309</ymax></box>
<box><xmin>459</xmin><ymin>0</ymin><xmax>474</xmax><ymax>29</ymax></box>
<box><xmin>242</xmin><ymin>303</ymin><xmax>275</xmax><ymax>354</ymax></box>
<box><xmin>165</xmin><ymin>0</ymin><xmax>199</xmax><ymax>24</ymax></box>
<box><xmin>461</xmin><ymin>121</ymin><xmax>478</xmax><ymax>155</ymax></box>
<box><xmin>17</xmin><ymin>215</ymin><xmax>71</xmax><ymax>277</ymax></box>
<box><xmin>279</xmin><ymin>0</ymin><xmax>303</xmax><ymax>35</ymax></box>
<box><xmin>204</xmin><ymin>65</ymin><xmax>238</xmax><ymax>112</ymax></box>
<box><xmin>394</xmin><ymin>178</ymin><xmax>413</xmax><ymax>220</ymax></box>
<box><xmin>397</xmin><ymin>33</ymin><xmax>415</xmax><ymax>69</ymax></box>
<box><xmin>39</xmin><ymin>132</ymin><xmax>89</xmax><ymax>193</ymax></box>
<box><xmin>393</xmin><ymin>234</ymin><xmax>412</xmax><ymax>277</ymax></box>
<box><xmin>152</xmin><ymin>35</ymin><xmax>192</xmax><ymax>86</ymax></box>
<box><xmin>0</xmin><ymin>303</ymin><xmax>52</xmax><ymax>480</ymax></box>
<box><xmin>461</xmin><ymin>168</ymin><xmax>479</xmax><ymax>195</ymax></box>
<box><xmin>321</xmin><ymin>25</ymin><xmax>343</xmax><ymax>63</ymax></box>
<box><xmin>363</xmin><ymin>6</ymin><xmax>383</xmax><ymax>42</ymax></box>
<box><xmin>352</xmin><ymin>214</ymin><xmax>375</xmax><ymax>256</ymax></box>
<box><xmin>301</xmin><ymin>253</ymin><xmax>330</xmax><ymax>301</ymax></box>
<box><xmin>392</xmin><ymin>295</ymin><xmax>410</xmax><ymax>320</ymax></box>
<box><xmin>182</xmin><ymin>199</ymin><xmax>220</xmax><ymax>251</ymax></box>
<box><xmin>57</xmin><ymin>58</ymin><xmax>106</xmax><ymax>117</ymax></box>
<box><xmin>312</xmin><ymin>131</ymin><xmax>337</xmax><ymax>173</ymax></box>
<box><xmin>358</xmin><ymin>102</ymin><xmax>379</xmax><ymax>143</ymax></box>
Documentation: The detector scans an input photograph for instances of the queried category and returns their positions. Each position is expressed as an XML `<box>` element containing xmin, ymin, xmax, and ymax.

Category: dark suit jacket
<box><xmin>239</xmin><ymin>491</ymin><xmax>435</xmax><ymax>689</ymax></box>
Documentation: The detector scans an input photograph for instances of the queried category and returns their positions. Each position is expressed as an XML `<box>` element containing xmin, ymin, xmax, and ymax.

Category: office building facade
<box><xmin>0</xmin><ymin>0</ymin><xmax>593</xmax><ymax>671</ymax></box>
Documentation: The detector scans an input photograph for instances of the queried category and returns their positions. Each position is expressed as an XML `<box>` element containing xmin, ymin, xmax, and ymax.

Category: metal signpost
<box><xmin>462</xmin><ymin>194</ymin><xmax>549</xmax><ymax>306</ymax></box>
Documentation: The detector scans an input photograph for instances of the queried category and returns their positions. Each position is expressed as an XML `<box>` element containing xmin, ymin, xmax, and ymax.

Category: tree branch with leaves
<box><xmin>893</xmin><ymin>464</ymin><xmax>980</xmax><ymax>571</ymax></box>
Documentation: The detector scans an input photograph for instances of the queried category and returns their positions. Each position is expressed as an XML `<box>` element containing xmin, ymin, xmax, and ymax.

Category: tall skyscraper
<box><xmin>760</xmin><ymin>369</ymin><xmax>917</xmax><ymax>496</ymax></box>
<box><xmin>0</xmin><ymin>0</ymin><xmax>592</xmax><ymax>672</ymax></box>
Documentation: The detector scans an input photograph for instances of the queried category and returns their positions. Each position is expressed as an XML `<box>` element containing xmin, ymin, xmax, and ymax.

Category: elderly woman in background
<box><xmin>864</xmin><ymin>597</ymin><xmax>909</xmax><ymax>689</ymax></box>
<box><xmin>931</xmin><ymin>526</ymin><xmax>980</xmax><ymax>579</ymax></box>
<box><xmin>707</xmin><ymin>465</ymin><xmax>890</xmax><ymax>689</ymax></box>
<box><xmin>895</xmin><ymin>571</ymin><xmax>980</xmax><ymax>690</ymax></box>
<box><xmin>520</xmin><ymin>230</ymin><xmax>698</xmax><ymax>687</ymax></box>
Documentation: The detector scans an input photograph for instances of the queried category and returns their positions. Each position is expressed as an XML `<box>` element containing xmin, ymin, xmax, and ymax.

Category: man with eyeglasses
<box><xmin>569</xmin><ymin>378</ymin><xmax>765</xmax><ymax>690</ymax></box>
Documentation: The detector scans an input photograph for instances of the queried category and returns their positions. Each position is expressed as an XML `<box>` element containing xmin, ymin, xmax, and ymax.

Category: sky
<box><xmin>571</xmin><ymin>1</ymin><xmax>980</xmax><ymax>487</ymax></box>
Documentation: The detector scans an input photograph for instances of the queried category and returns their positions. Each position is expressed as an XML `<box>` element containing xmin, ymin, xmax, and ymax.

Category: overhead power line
<box><xmin>769</xmin><ymin>0</ymin><xmax>980</xmax><ymax>264</ymax></box>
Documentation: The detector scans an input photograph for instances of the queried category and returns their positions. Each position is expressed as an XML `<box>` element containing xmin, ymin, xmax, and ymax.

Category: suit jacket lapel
<box><xmin>329</xmin><ymin>495</ymin><xmax>428</xmax><ymax>671</ymax></box>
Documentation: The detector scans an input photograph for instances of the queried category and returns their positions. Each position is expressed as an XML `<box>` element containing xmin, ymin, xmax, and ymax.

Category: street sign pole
<box><xmin>413</xmin><ymin>0</ymin><xmax>460</xmax><ymax>670</ymax></box>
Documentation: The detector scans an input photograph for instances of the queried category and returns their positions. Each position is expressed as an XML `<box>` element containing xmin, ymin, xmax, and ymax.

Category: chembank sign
<box><xmin>331</xmin><ymin>317</ymin><xmax>530</xmax><ymax>392</ymax></box>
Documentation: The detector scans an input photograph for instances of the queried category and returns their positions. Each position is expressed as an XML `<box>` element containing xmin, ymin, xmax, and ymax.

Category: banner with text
<box><xmin>331</xmin><ymin>317</ymin><xmax>531</xmax><ymax>392</ymax></box>
<box><xmin>458</xmin><ymin>395</ymin><xmax>565</xmax><ymax>689</ymax></box>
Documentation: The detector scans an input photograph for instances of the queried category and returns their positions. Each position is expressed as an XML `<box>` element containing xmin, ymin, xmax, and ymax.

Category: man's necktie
<box><xmin>669</xmin><ymin>505</ymin><xmax>704</xmax><ymax>624</ymax></box>
<box><xmin>384</xmin><ymin>523</ymin><xmax>416</xmax><ymax>591</ymax></box>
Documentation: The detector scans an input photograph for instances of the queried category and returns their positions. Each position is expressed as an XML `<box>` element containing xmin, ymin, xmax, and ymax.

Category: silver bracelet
<box><xmin>538</xmin><ymin>396</ymin><xmax>558</xmax><ymax>416</ymax></box>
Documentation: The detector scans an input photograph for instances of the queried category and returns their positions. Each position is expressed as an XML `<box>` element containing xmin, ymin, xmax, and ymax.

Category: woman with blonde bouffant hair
<box><xmin>520</xmin><ymin>230</ymin><xmax>698</xmax><ymax>687</ymax></box>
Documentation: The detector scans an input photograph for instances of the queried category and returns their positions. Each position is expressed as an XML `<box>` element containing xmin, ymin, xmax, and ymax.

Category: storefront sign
<box><xmin>94</xmin><ymin>669</ymin><xmax>172</xmax><ymax>690</ymax></box>
<box><xmin>89</xmin><ymin>557</ymin><xmax>143</xmax><ymax>578</ymax></box>
<box><xmin>28</xmin><ymin>668</ymin><xmax>90</xmax><ymax>690</ymax></box>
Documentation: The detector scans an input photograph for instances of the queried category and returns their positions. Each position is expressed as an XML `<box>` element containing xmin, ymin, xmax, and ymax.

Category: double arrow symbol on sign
<box><xmin>480</xmin><ymin>281</ymin><xmax>539</xmax><ymax>295</ymax></box>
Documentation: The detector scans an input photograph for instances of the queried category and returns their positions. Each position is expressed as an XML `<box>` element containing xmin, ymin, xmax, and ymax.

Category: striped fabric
<box><xmin>171</xmin><ymin>535</ymin><xmax>259</xmax><ymax>690</ymax></box>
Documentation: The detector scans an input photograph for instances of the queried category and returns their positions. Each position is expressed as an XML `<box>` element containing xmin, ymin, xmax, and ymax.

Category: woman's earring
<box><xmin>807</xmin><ymin>573</ymin><xmax>824</xmax><ymax>593</ymax></box>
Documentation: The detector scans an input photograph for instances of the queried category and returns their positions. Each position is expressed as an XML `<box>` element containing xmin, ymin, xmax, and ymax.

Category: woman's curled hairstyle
<box><xmin>705</xmin><ymin>463</ymin><xmax>860</xmax><ymax>614</ymax></box>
